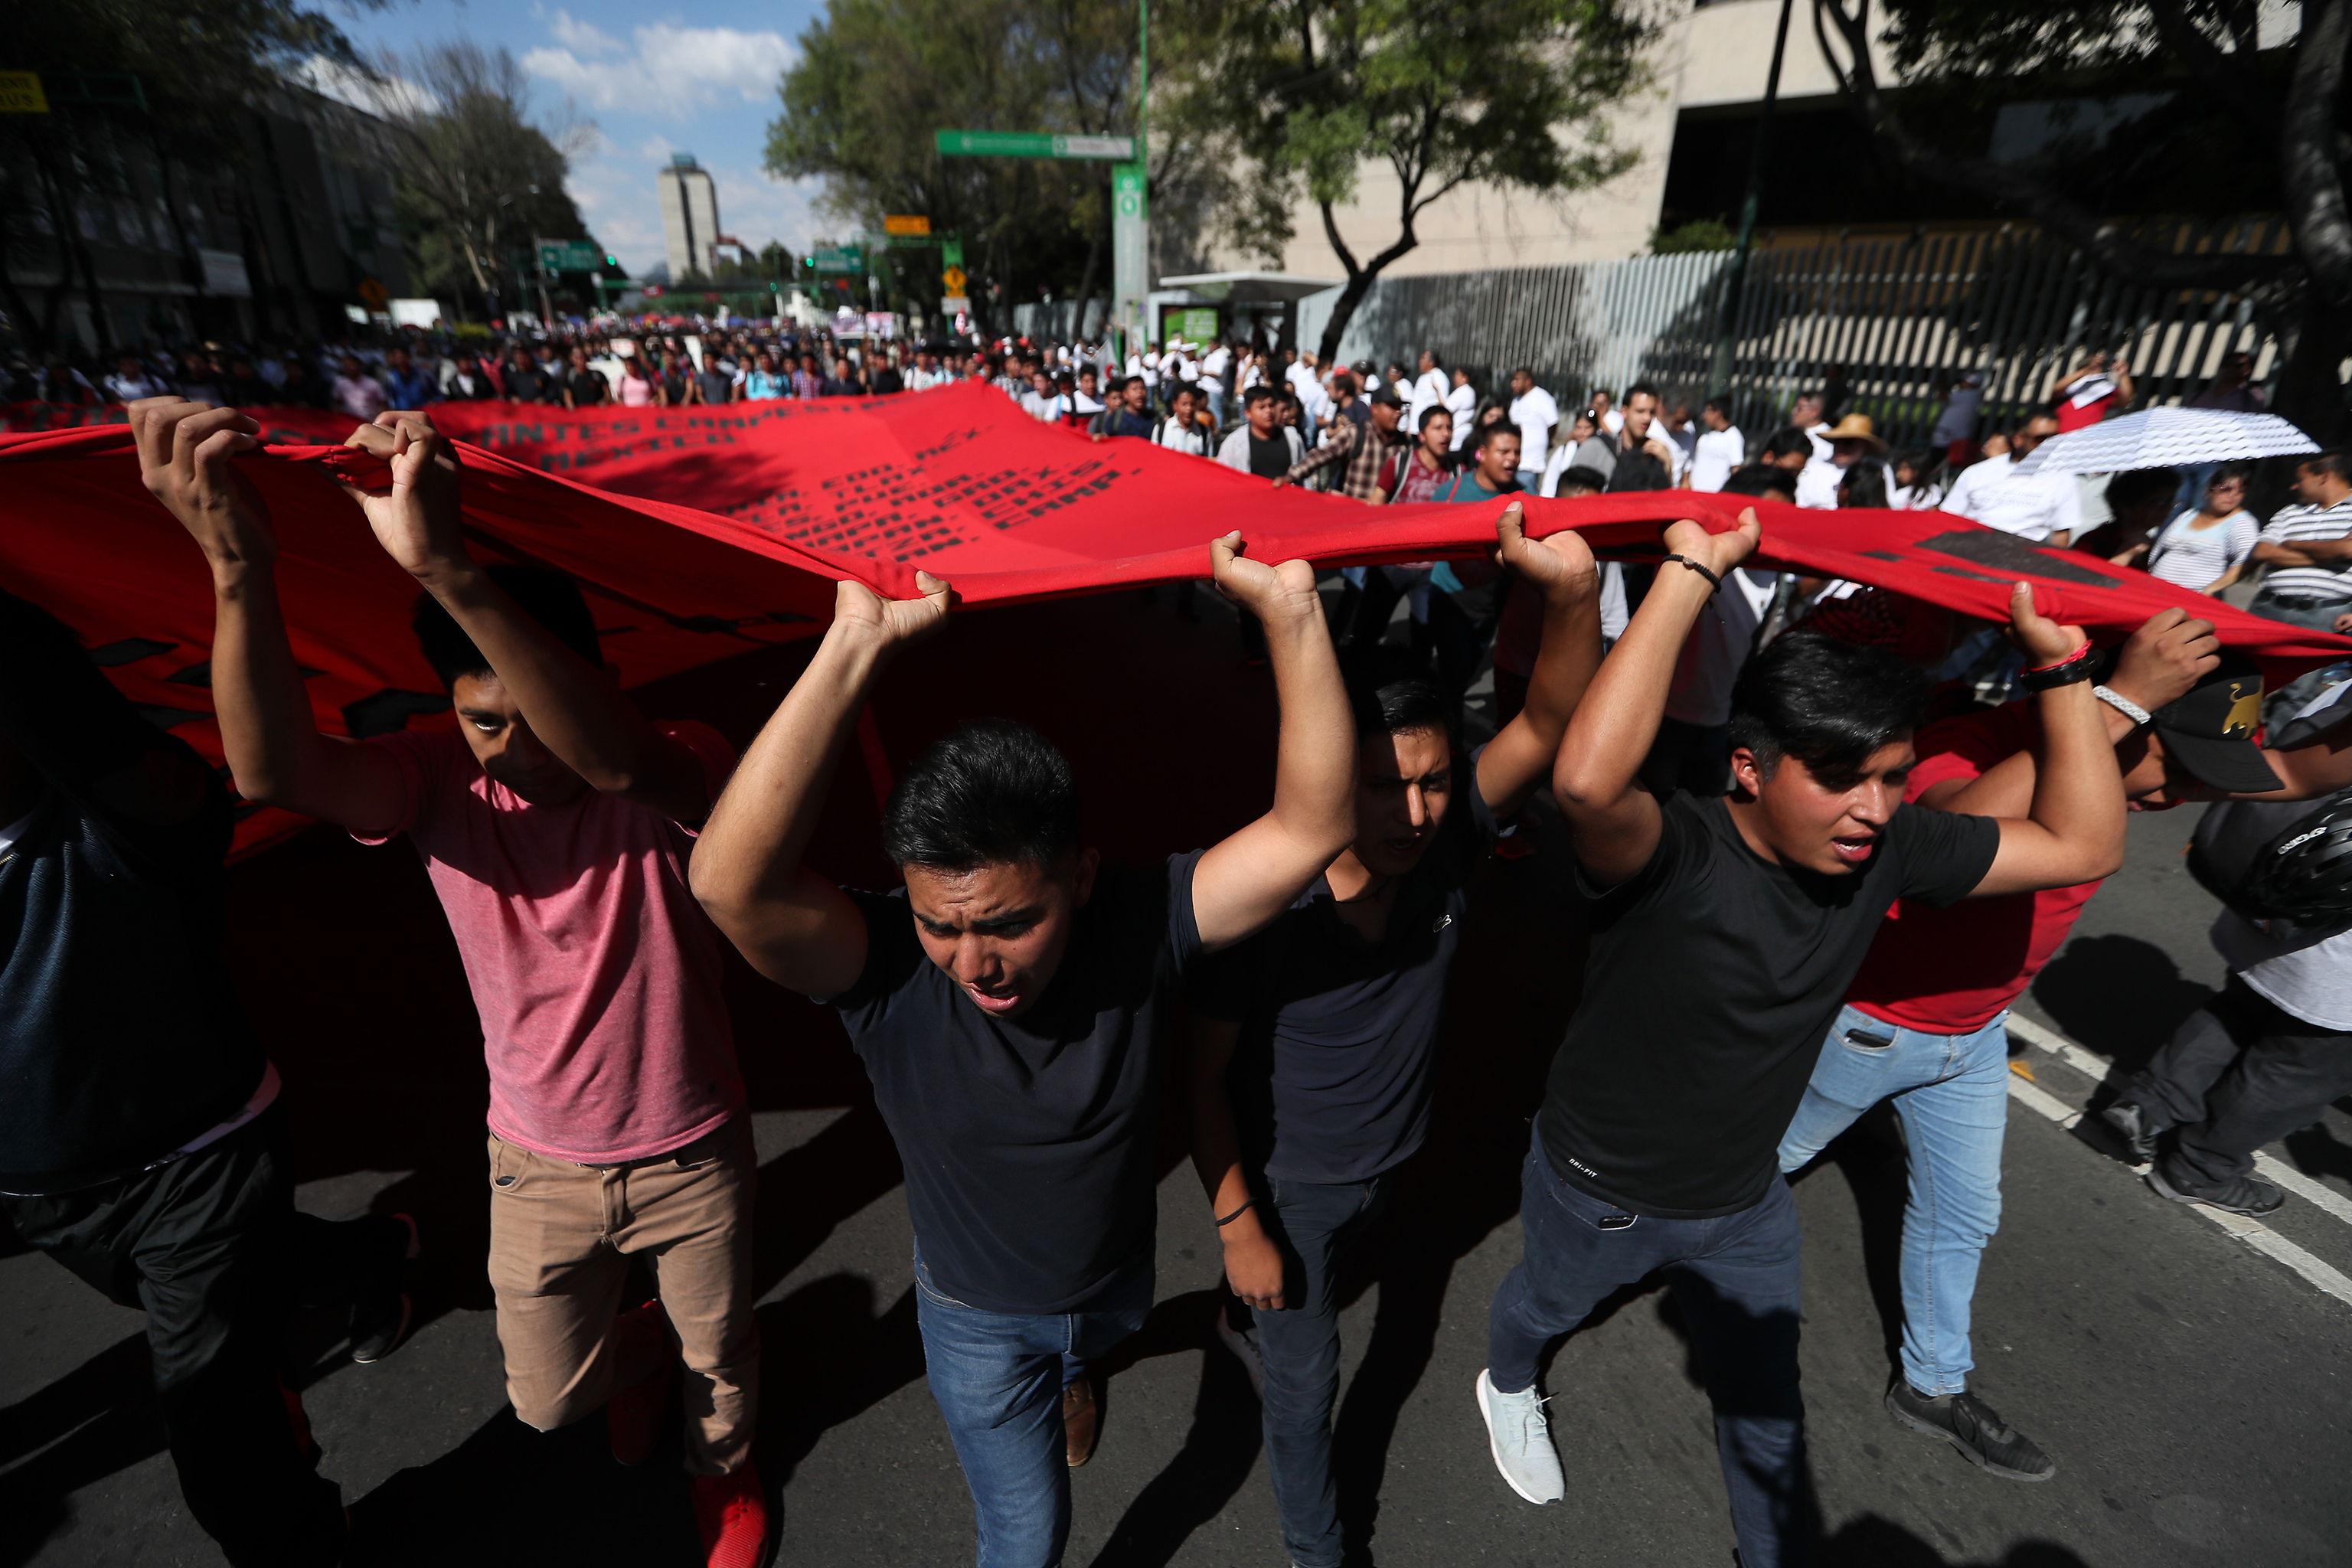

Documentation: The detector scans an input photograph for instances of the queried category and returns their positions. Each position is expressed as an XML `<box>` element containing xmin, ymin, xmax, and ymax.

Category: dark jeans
<box><xmin>1488</xmin><ymin>1132</ymin><xmax>1811</xmax><ymax>1568</ymax></box>
<box><xmin>2</xmin><ymin>1102</ymin><xmax>386</xmax><ymax>1568</ymax></box>
<box><xmin>1248</xmin><ymin>1172</ymin><xmax>1392</xmax><ymax>1568</ymax></box>
<box><xmin>2127</xmin><ymin>975</ymin><xmax>2352</xmax><ymax>1191</ymax></box>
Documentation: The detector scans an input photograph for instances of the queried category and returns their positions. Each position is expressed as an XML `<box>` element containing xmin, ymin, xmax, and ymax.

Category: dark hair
<box><xmin>1723</xmin><ymin>462</ymin><xmax>1795</xmax><ymax>501</ymax></box>
<box><xmin>1123</xmin><ymin>374</ymin><xmax>1146</xmax><ymax>393</ymax></box>
<box><xmin>1417</xmin><ymin>403</ymin><xmax>1452</xmax><ymax>432</ymax></box>
<box><xmin>2104</xmin><ymin>465</ymin><xmax>2182</xmax><ymax>513</ymax></box>
<box><xmin>2298</xmin><ymin>451</ymin><xmax>2346</xmax><ymax>481</ymax></box>
<box><xmin>413</xmin><ymin>564</ymin><xmax>599</xmax><ymax>690</ymax></box>
<box><xmin>1424</xmin><ymin>351</ymin><xmax>1444</xmax><ymax>370</ymax></box>
<box><xmin>1513</xmin><ymin>366</ymin><xmax>1536</xmax><ymax>380</ymax></box>
<box><xmin>1727</xmin><ymin>634</ymin><xmax>1926</xmax><ymax>786</ymax></box>
<box><xmin>1704</xmin><ymin>395</ymin><xmax>1730</xmax><ymax>419</ymax></box>
<box><xmin>1474</xmin><ymin>420</ymin><xmax>1521</xmax><ymax>453</ymax></box>
<box><xmin>1244</xmin><ymin>385</ymin><xmax>1277</xmax><ymax>407</ymax></box>
<box><xmin>1624</xmin><ymin>381</ymin><xmax>1660</xmax><ymax>406</ymax></box>
<box><xmin>1340</xmin><ymin>645</ymin><xmax>1450</xmax><ymax>742</ymax></box>
<box><xmin>881</xmin><ymin>719</ymin><xmax>1080</xmax><ymax>871</ymax></box>
<box><xmin>1838</xmin><ymin>462</ymin><xmax>1890</xmax><ymax>509</ymax></box>
<box><xmin>1760</xmin><ymin>426</ymin><xmax>1815</xmax><ymax>462</ymax></box>
<box><xmin>1557</xmin><ymin>464</ymin><xmax>1611</xmax><ymax>496</ymax></box>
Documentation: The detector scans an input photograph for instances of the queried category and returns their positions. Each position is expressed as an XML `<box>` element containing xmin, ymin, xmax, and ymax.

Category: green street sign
<box><xmin>808</xmin><ymin>246</ymin><xmax>865</xmax><ymax>273</ymax></box>
<box><xmin>936</xmin><ymin>129</ymin><xmax>1135</xmax><ymax>161</ymax></box>
<box><xmin>537</xmin><ymin>240</ymin><xmax>603</xmax><ymax>272</ymax></box>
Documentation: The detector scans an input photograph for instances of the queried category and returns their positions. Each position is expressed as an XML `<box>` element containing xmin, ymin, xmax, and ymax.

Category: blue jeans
<box><xmin>1487</xmin><ymin>1132</ymin><xmax>1811</xmax><ymax>1568</ymax></box>
<box><xmin>1778</xmin><ymin>1004</ymin><xmax>2009</xmax><ymax>1399</ymax></box>
<box><xmin>1248</xmin><ymin>1174</ymin><xmax>1391</xmax><ymax>1568</ymax></box>
<box><xmin>914</xmin><ymin>1250</ymin><xmax>1152</xmax><ymax>1568</ymax></box>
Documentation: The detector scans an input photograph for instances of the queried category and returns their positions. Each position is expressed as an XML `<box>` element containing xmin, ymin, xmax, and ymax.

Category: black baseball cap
<box><xmin>2152</xmin><ymin>653</ymin><xmax>2282</xmax><ymax>793</ymax></box>
<box><xmin>1369</xmin><ymin>387</ymin><xmax>1404</xmax><ymax>407</ymax></box>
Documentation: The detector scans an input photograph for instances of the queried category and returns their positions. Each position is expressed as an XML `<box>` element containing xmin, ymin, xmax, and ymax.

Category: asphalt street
<box><xmin>5</xmin><ymin>592</ymin><xmax>2350</xmax><ymax>1568</ymax></box>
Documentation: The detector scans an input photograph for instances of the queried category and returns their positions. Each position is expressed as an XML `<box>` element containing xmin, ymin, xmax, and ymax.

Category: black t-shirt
<box><xmin>1249</xmin><ymin>431</ymin><xmax>1293</xmax><ymax>479</ymax></box>
<box><xmin>695</xmin><ymin>369</ymin><xmax>734</xmax><ymax>405</ymax></box>
<box><xmin>828</xmin><ymin>852</ymin><xmax>1205</xmax><ymax>1313</ymax></box>
<box><xmin>505</xmin><ymin>366</ymin><xmax>547</xmax><ymax>403</ymax></box>
<box><xmin>1603</xmin><ymin>439</ymin><xmax>1668</xmax><ymax>493</ymax></box>
<box><xmin>1540</xmin><ymin>791</ymin><xmax>1998</xmax><ymax>1218</ymax></box>
<box><xmin>1193</xmin><ymin>753</ymin><xmax>1498</xmax><ymax>1184</ymax></box>
<box><xmin>565</xmin><ymin>368</ymin><xmax>608</xmax><ymax>406</ymax></box>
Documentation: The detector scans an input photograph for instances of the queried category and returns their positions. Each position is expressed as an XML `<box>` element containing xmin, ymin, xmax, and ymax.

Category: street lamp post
<box><xmin>1706</xmin><ymin>0</ymin><xmax>1795</xmax><ymax>401</ymax></box>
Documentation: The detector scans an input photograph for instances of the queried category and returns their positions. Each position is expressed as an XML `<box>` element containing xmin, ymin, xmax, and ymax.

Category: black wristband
<box><xmin>1661</xmin><ymin>553</ymin><xmax>1722</xmax><ymax>590</ymax></box>
<box><xmin>1215</xmin><ymin>1199</ymin><xmax>1257</xmax><ymax>1227</ymax></box>
<box><xmin>2018</xmin><ymin>645</ymin><xmax>2100</xmax><ymax>691</ymax></box>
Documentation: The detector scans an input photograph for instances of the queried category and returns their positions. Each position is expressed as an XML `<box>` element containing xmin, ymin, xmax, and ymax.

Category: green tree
<box><xmin>368</xmin><ymin>41</ymin><xmax>599</xmax><ymax>321</ymax></box>
<box><xmin>766</xmin><ymin>0</ymin><xmax>1131</xmax><ymax>326</ymax></box>
<box><xmin>1813</xmin><ymin>0</ymin><xmax>2346</xmax><ymax>438</ymax></box>
<box><xmin>1163</xmin><ymin>0</ymin><xmax>1661</xmax><ymax>364</ymax></box>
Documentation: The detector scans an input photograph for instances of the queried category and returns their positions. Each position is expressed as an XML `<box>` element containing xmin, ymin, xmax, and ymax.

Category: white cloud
<box><xmin>562</xmin><ymin>137</ymin><xmax>825</xmax><ymax>275</ymax></box>
<box><xmin>539</xmin><ymin>7</ymin><xmax>622</xmax><ymax>57</ymax></box>
<box><xmin>299</xmin><ymin>54</ymin><xmax>439</xmax><ymax>117</ymax></box>
<box><xmin>524</xmin><ymin>22</ymin><xmax>795</xmax><ymax>116</ymax></box>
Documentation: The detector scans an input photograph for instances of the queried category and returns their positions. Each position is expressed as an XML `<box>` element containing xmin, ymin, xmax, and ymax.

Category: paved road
<box><xmin>5</xmin><ymin>595</ymin><xmax>2350</xmax><ymax>1568</ymax></box>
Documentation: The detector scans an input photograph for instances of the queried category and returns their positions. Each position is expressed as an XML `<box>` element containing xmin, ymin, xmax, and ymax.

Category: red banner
<box><xmin>5</xmin><ymin>384</ymin><xmax>2346</xmax><ymax>854</ymax></box>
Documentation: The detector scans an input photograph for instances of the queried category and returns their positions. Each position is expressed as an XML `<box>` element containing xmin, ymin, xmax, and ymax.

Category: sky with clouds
<box><xmin>338</xmin><ymin>2</ymin><xmax>833</xmax><ymax>276</ymax></box>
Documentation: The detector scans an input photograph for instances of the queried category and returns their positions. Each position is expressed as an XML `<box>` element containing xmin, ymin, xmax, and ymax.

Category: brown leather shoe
<box><xmin>1062</xmin><ymin>1378</ymin><xmax>1100</xmax><ymax>1468</ymax></box>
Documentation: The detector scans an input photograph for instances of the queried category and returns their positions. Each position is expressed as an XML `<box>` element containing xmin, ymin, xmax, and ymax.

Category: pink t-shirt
<box><xmin>356</xmin><ymin>721</ymin><xmax>743</xmax><ymax>1162</ymax></box>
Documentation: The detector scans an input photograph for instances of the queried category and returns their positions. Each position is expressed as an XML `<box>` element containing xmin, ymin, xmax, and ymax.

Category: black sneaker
<box><xmin>2098</xmin><ymin>1100</ymin><xmax>2160</xmax><ymax>1166</ymax></box>
<box><xmin>2145</xmin><ymin>1164</ymin><xmax>2285</xmax><ymax>1217</ymax></box>
<box><xmin>1885</xmin><ymin>1382</ymin><xmax>2056</xmax><ymax>1481</ymax></box>
<box><xmin>351</xmin><ymin>1213</ymin><xmax>420</xmax><ymax>1364</ymax></box>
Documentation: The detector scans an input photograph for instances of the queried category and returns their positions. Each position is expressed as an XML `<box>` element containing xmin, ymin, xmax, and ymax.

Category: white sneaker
<box><xmin>1475</xmin><ymin>1368</ymin><xmax>1563</xmax><ymax>1504</ymax></box>
<box><xmin>1215</xmin><ymin>1312</ymin><xmax>1266</xmax><ymax>1400</ymax></box>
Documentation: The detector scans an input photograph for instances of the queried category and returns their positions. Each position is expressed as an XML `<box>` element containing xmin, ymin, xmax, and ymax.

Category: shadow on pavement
<box><xmin>2030</xmin><ymin>934</ymin><xmax>2213</xmax><ymax>1070</ymax></box>
<box><xmin>1822</xmin><ymin>1515</ymin><xmax>2090</xmax><ymax>1566</ymax></box>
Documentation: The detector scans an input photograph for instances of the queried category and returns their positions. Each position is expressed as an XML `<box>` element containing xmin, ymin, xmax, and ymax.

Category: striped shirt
<box><xmin>2255</xmin><ymin>501</ymin><xmax>2352</xmax><ymax>602</ymax></box>
<box><xmin>1285</xmin><ymin>416</ymin><xmax>1407</xmax><ymax>501</ymax></box>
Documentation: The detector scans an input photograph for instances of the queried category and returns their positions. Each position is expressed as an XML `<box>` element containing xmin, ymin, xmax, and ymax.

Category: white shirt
<box><xmin>1200</xmin><ymin>346</ymin><xmax>1230</xmax><ymax>382</ymax></box>
<box><xmin>1410</xmin><ymin>370</ymin><xmax>1449</xmax><ymax>426</ymax></box>
<box><xmin>1155</xmin><ymin>416</ymin><xmax>1211</xmax><ymax>456</ymax></box>
<box><xmin>1942</xmin><ymin>453</ymin><xmax>2082</xmax><ymax>542</ymax></box>
<box><xmin>1599</xmin><ymin>407</ymin><xmax>1625</xmax><ymax>435</ymax></box>
<box><xmin>1508</xmin><ymin>387</ymin><xmax>1560</xmax><ymax>473</ymax></box>
<box><xmin>2213</xmin><ymin>910</ymin><xmax>2352</xmax><ymax>1031</ymax></box>
<box><xmin>1795</xmin><ymin>458</ymin><xmax>1844</xmax><ymax>511</ymax></box>
<box><xmin>1805</xmin><ymin>420</ymin><xmax>1833</xmax><ymax>463</ymax></box>
<box><xmin>2147</xmin><ymin>508</ymin><xmax>2259</xmax><ymax>591</ymax></box>
<box><xmin>1021</xmin><ymin>390</ymin><xmax>1060</xmax><ymax>421</ymax></box>
<box><xmin>1891</xmin><ymin>482</ymin><xmax>1943</xmax><ymax>511</ymax></box>
<box><xmin>1445</xmin><ymin>383</ymin><xmax>1477</xmax><ymax>449</ymax></box>
<box><xmin>1690</xmin><ymin>426</ymin><xmax>1744</xmax><ymax>492</ymax></box>
<box><xmin>2253</xmin><ymin>501</ymin><xmax>2352</xmax><ymax>601</ymax></box>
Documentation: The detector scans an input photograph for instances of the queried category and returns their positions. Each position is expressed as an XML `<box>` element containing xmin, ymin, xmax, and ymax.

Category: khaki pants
<box><xmin>486</xmin><ymin>1116</ymin><xmax>758</xmax><ymax>1475</ymax></box>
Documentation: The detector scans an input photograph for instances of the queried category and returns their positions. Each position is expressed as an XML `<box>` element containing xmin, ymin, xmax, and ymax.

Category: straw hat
<box><xmin>1820</xmin><ymin>413</ymin><xmax>1886</xmax><ymax>453</ymax></box>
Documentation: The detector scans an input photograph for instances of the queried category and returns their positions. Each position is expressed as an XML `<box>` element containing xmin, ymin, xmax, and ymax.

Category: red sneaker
<box><xmin>606</xmin><ymin>1299</ymin><xmax>676</xmax><ymax>1467</ymax></box>
<box><xmin>692</xmin><ymin>1461</ymin><xmax>774</xmax><ymax>1568</ymax></box>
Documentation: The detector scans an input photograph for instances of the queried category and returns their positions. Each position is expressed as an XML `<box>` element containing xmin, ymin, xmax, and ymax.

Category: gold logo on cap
<box><xmin>2223</xmin><ymin>681</ymin><xmax>2260</xmax><ymax>738</ymax></box>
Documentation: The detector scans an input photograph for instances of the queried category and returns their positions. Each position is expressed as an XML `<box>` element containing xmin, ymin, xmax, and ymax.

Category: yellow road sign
<box><xmin>0</xmin><ymin>72</ymin><xmax>50</xmax><ymax>113</ymax></box>
<box><xmin>356</xmin><ymin>276</ymin><xmax>389</xmax><ymax>309</ymax></box>
<box><xmin>884</xmin><ymin>214</ymin><xmax>931</xmax><ymax>235</ymax></box>
<box><xmin>942</xmin><ymin>266</ymin><xmax>968</xmax><ymax>293</ymax></box>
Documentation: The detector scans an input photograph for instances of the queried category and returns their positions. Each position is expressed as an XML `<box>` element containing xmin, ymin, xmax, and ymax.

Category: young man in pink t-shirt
<box><xmin>134</xmin><ymin>400</ymin><xmax>770</xmax><ymax>1568</ymax></box>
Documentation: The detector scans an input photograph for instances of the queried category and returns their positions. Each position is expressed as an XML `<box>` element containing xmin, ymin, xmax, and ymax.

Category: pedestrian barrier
<box><xmin>1301</xmin><ymin>217</ymin><xmax>2292</xmax><ymax>444</ymax></box>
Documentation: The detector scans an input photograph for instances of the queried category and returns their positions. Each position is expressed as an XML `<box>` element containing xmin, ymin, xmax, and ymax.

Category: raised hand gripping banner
<box><xmin>5</xmin><ymin>383</ymin><xmax>2347</xmax><ymax>854</ymax></box>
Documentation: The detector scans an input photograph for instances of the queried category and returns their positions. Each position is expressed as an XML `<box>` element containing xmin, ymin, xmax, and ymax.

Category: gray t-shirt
<box><xmin>2211</xmin><ymin>910</ymin><xmax>2352</xmax><ymax>1032</ymax></box>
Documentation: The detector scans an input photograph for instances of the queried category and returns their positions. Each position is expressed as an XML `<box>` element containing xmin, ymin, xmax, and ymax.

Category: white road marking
<box><xmin>2001</xmin><ymin>1021</ymin><xmax>2352</xmax><ymax>1311</ymax></box>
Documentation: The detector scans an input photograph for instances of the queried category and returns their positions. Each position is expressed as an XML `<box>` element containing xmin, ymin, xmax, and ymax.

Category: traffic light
<box><xmin>604</xmin><ymin>253</ymin><xmax>620</xmax><ymax>269</ymax></box>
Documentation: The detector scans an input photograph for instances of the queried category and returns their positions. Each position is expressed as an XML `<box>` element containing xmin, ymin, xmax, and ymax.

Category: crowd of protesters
<box><xmin>11</xmin><ymin>309</ymin><xmax>2352</xmax><ymax>1568</ymax></box>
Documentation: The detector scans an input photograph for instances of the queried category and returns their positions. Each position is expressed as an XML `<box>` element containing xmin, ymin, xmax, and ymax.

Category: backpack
<box><xmin>2187</xmin><ymin>789</ymin><xmax>2352</xmax><ymax>934</ymax></box>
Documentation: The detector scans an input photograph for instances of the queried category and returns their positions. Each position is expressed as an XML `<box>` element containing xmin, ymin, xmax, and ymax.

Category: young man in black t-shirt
<box><xmin>1475</xmin><ymin>510</ymin><xmax>2126</xmax><ymax>1567</ymax></box>
<box><xmin>691</xmin><ymin>536</ymin><xmax>1354</xmax><ymax>1568</ymax></box>
<box><xmin>0</xmin><ymin>587</ymin><xmax>411</xmax><ymax>1568</ymax></box>
<box><xmin>1187</xmin><ymin>505</ymin><xmax>1600</xmax><ymax>1568</ymax></box>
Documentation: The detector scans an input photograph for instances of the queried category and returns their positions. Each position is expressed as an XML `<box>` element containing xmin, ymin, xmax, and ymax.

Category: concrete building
<box><xmin>658</xmin><ymin>153</ymin><xmax>722</xmax><ymax>282</ymax></box>
<box><xmin>2</xmin><ymin>84</ymin><xmax>409</xmax><ymax>354</ymax></box>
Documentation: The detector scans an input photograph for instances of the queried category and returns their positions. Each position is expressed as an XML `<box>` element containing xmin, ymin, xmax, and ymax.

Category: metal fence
<box><xmin>1301</xmin><ymin>218</ymin><xmax>2297</xmax><ymax>449</ymax></box>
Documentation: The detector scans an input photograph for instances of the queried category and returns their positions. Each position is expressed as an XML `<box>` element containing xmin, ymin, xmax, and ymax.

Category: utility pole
<box><xmin>1706</xmin><ymin>0</ymin><xmax>1794</xmax><ymax>400</ymax></box>
<box><xmin>1111</xmin><ymin>0</ymin><xmax>1149</xmax><ymax>359</ymax></box>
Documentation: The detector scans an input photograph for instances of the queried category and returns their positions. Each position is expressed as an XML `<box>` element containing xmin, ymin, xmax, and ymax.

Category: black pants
<box><xmin>2127</xmin><ymin>975</ymin><xmax>2352</xmax><ymax>1191</ymax></box>
<box><xmin>5</xmin><ymin>1104</ymin><xmax>371</xmax><ymax>1568</ymax></box>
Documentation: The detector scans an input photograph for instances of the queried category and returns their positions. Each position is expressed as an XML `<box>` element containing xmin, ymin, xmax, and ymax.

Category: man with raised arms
<box><xmin>1186</xmin><ymin>502</ymin><xmax>1602</xmax><ymax>1568</ymax></box>
<box><xmin>1475</xmin><ymin>509</ymin><xmax>2127</xmax><ymax>1567</ymax></box>
<box><xmin>689</xmin><ymin>536</ymin><xmax>1355</xmax><ymax>1568</ymax></box>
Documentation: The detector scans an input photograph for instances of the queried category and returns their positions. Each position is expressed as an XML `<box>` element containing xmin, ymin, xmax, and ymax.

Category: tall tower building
<box><xmin>658</xmin><ymin>152</ymin><xmax>720</xmax><ymax>280</ymax></box>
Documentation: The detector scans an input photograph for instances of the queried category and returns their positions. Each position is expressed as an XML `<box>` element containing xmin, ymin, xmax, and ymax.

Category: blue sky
<box><xmin>335</xmin><ymin>1</ymin><xmax>834</xmax><ymax>274</ymax></box>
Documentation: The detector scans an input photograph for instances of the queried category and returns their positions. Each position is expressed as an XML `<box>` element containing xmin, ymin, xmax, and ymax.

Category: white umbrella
<box><xmin>2013</xmin><ymin>407</ymin><xmax>2319</xmax><ymax>475</ymax></box>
